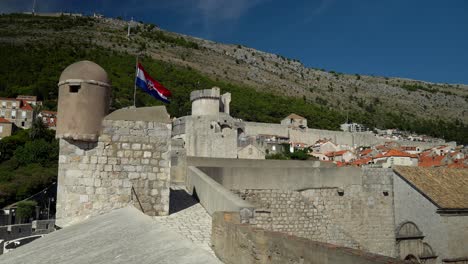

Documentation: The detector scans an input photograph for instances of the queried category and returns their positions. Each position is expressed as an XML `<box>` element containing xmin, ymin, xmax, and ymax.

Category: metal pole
<box><xmin>134</xmin><ymin>54</ymin><xmax>138</xmax><ymax>107</ymax></box>
<box><xmin>47</xmin><ymin>198</ymin><xmax>50</xmax><ymax>220</ymax></box>
<box><xmin>127</xmin><ymin>17</ymin><xmax>133</xmax><ymax>39</ymax></box>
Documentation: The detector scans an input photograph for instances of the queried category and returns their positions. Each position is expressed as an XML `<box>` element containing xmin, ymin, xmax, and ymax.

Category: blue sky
<box><xmin>1</xmin><ymin>0</ymin><xmax>467</xmax><ymax>84</ymax></box>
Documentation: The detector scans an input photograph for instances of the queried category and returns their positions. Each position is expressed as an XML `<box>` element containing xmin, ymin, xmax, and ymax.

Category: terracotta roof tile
<box><xmin>0</xmin><ymin>117</ymin><xmax>11</xmax><ymax>123</ymax></box>
<box><xmin>374</xmin><ymin>149</ymin><xmax>416</xmax><ymax>159</ymax></box>
<box><xmin>360</xmin><ymin>149</ymin><xmax>372</xmax><ymax>155</ymax></box>
<box><xmin>418</xmin><ymin>155</ymin><xmax>445</xmax><ymax>167</ymax></box>
<box><xmin>394</xmin><ymin>166</ymin><xmax>468</xmax><ymax>209</ymax></box>
<box><xmin>285</xmin><ymin>113</ymin><xmax>306</xmax><ymax>120</ymax></box>
<box><xmin>20</xmin><ymin>100</ymin><xmax>33</xmax><ymax>110</ymax></box>
<box><xmin>325</xmin><ymin>150</ymin><xmax>348</xmax><ymax>157</ymax></box>
<box><xmin>447</xmin><ymin>161</ymin><xmax>468</xmax><ymax>169</ymax></box>
<box><xmin>353</xmin><ymin>157</ymin><xmax>372</xmax><ymax>166</ymax></box>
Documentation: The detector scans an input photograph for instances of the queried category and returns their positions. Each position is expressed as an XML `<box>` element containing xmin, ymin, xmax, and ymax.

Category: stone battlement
<box><xmin>190</xmin><ymin>87</ymin><xmax>221</xmax><ymax>102</ymax></box>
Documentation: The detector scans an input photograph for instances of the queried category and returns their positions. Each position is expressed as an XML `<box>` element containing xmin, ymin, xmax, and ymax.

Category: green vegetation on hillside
<box><xmin>0</xmin><ymin>40</ymin><xmax>466</xmax><ymax>143</ymax></box>
<box><xmin>0</xmin><ymin>14</ymin><xmax>466</xmax><ymax>207</ymax></box>
<box><xmin>0</xmin><ymin>128</ymin><xmax>58</xmax><ymax>207</ymax></box>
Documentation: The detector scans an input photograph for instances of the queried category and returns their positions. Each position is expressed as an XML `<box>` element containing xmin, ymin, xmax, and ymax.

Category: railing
<box><xmin>131</xmin><ymin>186</ymin><xmax>145</xmax><ymax>213</ymax></box>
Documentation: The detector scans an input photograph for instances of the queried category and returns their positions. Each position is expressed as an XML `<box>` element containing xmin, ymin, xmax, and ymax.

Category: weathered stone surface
<box><xmin>1</xmin><ymin>207</ymin><xmax>220</xmax><ymax>264</ymax></box>
<box><xmin>56</xmin><ymin>112</ymin><xmax>172</xmax><ymax>227</ymax></box>
<box><xmin>232</xmin><ymin>168</ymin><xmax>396</xmax><ymax>257</ymax></box>
<box><xmin>212</xmin><ymin>211</ymin><xmax>405</xmax><ymax>264</ymax></box>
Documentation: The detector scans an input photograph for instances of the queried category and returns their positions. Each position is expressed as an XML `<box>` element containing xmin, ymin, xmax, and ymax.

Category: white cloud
<box><xmin>189</xmin><ymin>0</ymin><xmax>269</xmax><ymax>36</ymax></box>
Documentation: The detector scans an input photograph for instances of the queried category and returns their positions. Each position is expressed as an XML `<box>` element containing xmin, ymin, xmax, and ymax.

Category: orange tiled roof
<box><xmin>353</xmin><ymin>157</ymin><xmax>372</xmax><ymax>166</ymax></box>
<box><xmin>360</xmin><ymin>149</ymin><xmax>372</xmax><ymax>156</ymax></box>
<box><xmin>285</xmin><ymin>113</ymin><xmax>306</xmax><ymax>120</ymax></box>
<box><xmin>394</xmin><ymin>166</ymin><xmax>468</xmax><ymax>209</ymax></box>
<box><xmin>0</xmin><ymin>117</ymin><xmax>11</xmax><ymax>123</ymax></box>
<box><xmin>336</xmin><ymin>161</ymin><xmax>352</xmax><ymax>167</ymax></box>
<box><xmin>418</xmin><ymin>155</ymin><xmax>445</xmax><ymax>167</ymax></box>
<box><xmin>20</xmin><ymin>100</ymin><xmax>33</xmax><ymax>111</ymax></box>
<box><xmin>375</xmin><ymin>149</ymin><xmax>416</xmax><ymax>159</ymax></box>
<box><xmin>447</xmin><ymin>160</ymin><xmax>468</xmax><ymax>169</ymax></box>
<box><xmin>325</xmin><ymin>150</ymin><xmax>348</xmax><ymax>157</ymax></box>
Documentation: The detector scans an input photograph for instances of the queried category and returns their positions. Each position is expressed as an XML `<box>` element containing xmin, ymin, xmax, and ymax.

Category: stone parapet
<box><xmin>212</xmin><ymin>211</ymin><xmax>406</xmax><ymax>264</ymax></box>
<box><xmin>229</xmin><ymin>168</ymin><xmax>397</xmax><ymax>257</ymax></box>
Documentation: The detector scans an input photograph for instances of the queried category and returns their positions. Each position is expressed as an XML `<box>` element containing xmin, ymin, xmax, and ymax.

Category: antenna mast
<box><xmin>32</xmin><ymin>0</ymin><xmax>37</xmax><ymax>15</ymax></box>
<box><xmin>127</xmin><ymin>17</ymin><xmax>133</xmax><ymax>39</ymax></box>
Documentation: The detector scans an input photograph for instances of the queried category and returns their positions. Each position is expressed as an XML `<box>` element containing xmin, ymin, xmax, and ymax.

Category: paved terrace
<box><xmin>154</xmin><ymin>186</ymin><xmax>214</xmax><ymax>254</ymax></box>
<box><xmin>0</xmin><ymin>206</ymin><xmax>220</xmax><ymax>264</ymax></box>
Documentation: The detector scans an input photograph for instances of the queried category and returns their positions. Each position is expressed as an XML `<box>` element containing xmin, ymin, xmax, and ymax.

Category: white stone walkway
<box><xmin>153</xmin><ymin>186</ymin><xmax>214</xmax><ymax>254</ymax></box>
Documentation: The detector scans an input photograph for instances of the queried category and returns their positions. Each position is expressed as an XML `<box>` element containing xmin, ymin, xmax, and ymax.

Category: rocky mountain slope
<box><xmin>0</xmin><ymin>14</ymin><xmax>467</xmax><ymax>142</ymax></box>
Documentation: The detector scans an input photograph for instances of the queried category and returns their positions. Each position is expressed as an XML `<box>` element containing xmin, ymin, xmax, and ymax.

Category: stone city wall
<box><xmin>56</xmin><ymin>119</ymin><xmax>171</xmax><ymax>227</ymax></box>
<box><xmin>232</xmin><ymin>168</ymin><xmax>397</xmax><ymax>257</ymax></box>
<box><xmin>244</xmin><ymin>121</ymin><xmax>451</xmax><ymax>148</ymax></box>
<box><xmin>179</xmin><ymin>115</ymin><xmax>238</xmax><ymax>158</ymax></box>
<box><xmin>212</xmin><ymin>211</ymin><xmax>405</xmax><ymax>264</ymax></box>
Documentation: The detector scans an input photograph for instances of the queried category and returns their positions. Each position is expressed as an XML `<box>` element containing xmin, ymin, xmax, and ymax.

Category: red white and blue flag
<box><xmin>135</xmin><ymin>63</ymin><xmax>171</xmax><ymax>103</ymax></box>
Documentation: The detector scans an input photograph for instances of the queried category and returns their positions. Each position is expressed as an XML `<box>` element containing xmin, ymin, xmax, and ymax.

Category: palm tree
<box><xmin>29</xmin><ymin>105</ymin><xmax>47</xmax><ymax>140</ymax></box>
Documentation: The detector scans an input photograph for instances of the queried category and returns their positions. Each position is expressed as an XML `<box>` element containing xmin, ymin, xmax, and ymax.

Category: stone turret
<box><xmin>56</xmin><ymin>60</ymin><xmax>111</xmax><ymax>141</ymax></box>
<box><xmin>190</xmin><ymin>87</ymin><xmax>231</xmax><ymax>116</ymax></box>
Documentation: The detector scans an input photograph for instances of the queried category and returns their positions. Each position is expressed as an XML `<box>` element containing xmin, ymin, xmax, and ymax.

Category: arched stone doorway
<box><xmin>396</xmin><ymin>221</ymin><xmax>437</xmax><ymax>263</ymax></box>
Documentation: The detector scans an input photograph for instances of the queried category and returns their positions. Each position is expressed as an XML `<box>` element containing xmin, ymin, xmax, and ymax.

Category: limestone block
<box><xmin>79</xmin><ymin>195</ymin><xmax>89</xmax><ymax>203</ymax></box>
<box><xmin>131</xmin><ymin>143</ymin><xmax>142</xmax><ymax>150</ymax></box>
<box><xmin>147</xmin><ymin>173</ymin><xmax>157</xmax><ymax>181</ymax></box>
<box><xmin>94</xmin><ymin>179</ymin><xmax>101</xmax><ymax>187</ymax></box>
<box><xmin>121</xmin><ymin>143</ymin><xmax>130</xmax><ymax>149</ymax></box>
<box><xmin>128</xmin><ymin>172</ymin><xmax>140</xmax><ymax>179</ymax></box>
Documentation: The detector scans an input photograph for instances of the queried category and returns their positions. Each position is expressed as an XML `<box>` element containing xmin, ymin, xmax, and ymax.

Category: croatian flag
<box><xmin>135</xmin><ymin>63</ymin><xmax>172</xmax><ymax>103</ymax></box>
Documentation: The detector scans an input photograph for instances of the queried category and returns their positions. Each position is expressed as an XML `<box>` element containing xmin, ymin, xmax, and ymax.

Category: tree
<box><xmin>29</xmin><ymin>115</ymin><xmax>47</xmax><ymax>140</ymax></box>
<box><xmin>15</xmin><ymin>200</ymin><xmax>37</xmax><ymax>222</ymax></box>
<box><xmin>14</xmin><ymin>139</ymin><xmax>58</xmax><ymax>166</ymax></box>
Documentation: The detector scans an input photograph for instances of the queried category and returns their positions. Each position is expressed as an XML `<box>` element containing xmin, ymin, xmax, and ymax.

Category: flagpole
<box><xmin>134</xmin><ymin>54</ymin><xmax>138</xmax><ymax>108</ymax></box>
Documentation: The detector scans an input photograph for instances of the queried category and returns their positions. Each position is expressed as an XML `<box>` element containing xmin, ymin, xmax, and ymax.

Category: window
<box><xmin>69</xmin><ymin>84</ymin><xmax>81</xmax><ymax>93</ymax></box>
<box><xmin>12</xmin><ymin>102</ymin><xmax>17</xmax><ymax>108</ymax></box>
<box><xmin>22</xmin><ymin>111</ymin><xmax>27</xmax><ymax>118</ymax></box>
<box><xmin>11</xmin><ymin>110</ymin><xmax>16</xmax><ymax>119</ymax></box>
<box><xmin>0</xmin><ymin>126</ymin><xmax>3</xmax><ymax>133</ymax></box>
<box><xmin>1</xmin><ymin>101</ymin><xmax>5</xmax><ymax>108</ymax></box>
<box><xmin>0</xmin><ymin>109</ymin><xmax>4</xmax><ymax>117</ymax></box>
